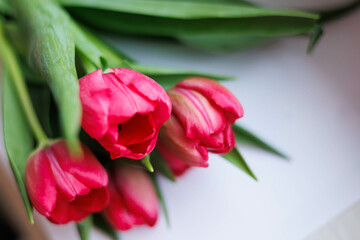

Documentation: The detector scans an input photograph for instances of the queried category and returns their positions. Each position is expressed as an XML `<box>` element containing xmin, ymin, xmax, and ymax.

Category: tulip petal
<box><xmin>159</xmin><ymin>115</ymin><xmax>209</xmax><ymax>167</ymax></box>
<box><xmin>73</xmin><ymin>187</ymin><xmax>110</xmax><ymax>212</ymax></box>
<box><xmin>103</xmin><ymin>184</ymin><xmax>137</xmax><ymax>231</ymax></box>
<box><xmin>168</xmin><ymin>88</ymin><xmax>226</xmax><ymax>141</ymax></box>
<box><xmin>127</xmin><ymin>134</ymin><xmax>158</xmax><ymax>159</ymax></box>
<box><xmin>48</xmin><ymin>198</ymin><xmax>89</xmax><ymax>224</ymax></box>
<box><xmin>113</xmin><ymin>165</ymin><xmax>158</xmax><ymax>226</ymax></box>
<box><xmin>104</xmin><ymin>72</ymin><xmax>157</xmax><ymax>124</ymax></box>
<box><xmin>79</xmin><ymin>69</ymin><xmax>111</xmax><ymax>139</ymax></box>
<box><xmin>50</xmin><ymin>141</ymin><xmax>108</xmax><ymax>188</ymax></box>
<box><xmin>25</xmin><ymin>150</ymin><xmax>57</xmax><ymax>217</ymax></box>
<box><xmin>175</xmin><ymin>77</ymin><xmax>244</xmax><ymax>123</ymax></box>
<box><xmin>156</xmin><ymin>142</ymin><xmax>191</xmax><ymax>176</ymax></box>
<box><xmin>117</xmin><ymin>114</ymin><xmax>156</xmax><ymax>145</ymax></box>
<box><xmin>112</xmin><ymin>68</ymin><xmax>171</xmax><ymax>107</ymax></box>
<box><xmin>204</xmin><ymin>122</ymin><xmax>236</xmax><ymax>154</ymax></box>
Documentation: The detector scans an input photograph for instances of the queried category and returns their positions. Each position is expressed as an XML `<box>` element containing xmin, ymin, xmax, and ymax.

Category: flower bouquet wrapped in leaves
<box><xmin>0</xmin><ymin>0</ymin><xmax>358</xmax><ymax>239</ymax></box>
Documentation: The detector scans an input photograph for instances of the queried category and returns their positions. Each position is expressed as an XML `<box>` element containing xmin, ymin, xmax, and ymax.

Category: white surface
<box><xmin>40</xmin><ymin>9</ymin><xmax>360</xmax><ymax>240</ymax></box>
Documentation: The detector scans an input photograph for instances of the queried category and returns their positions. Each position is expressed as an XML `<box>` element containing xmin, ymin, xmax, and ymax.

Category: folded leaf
<box><xmin>232</xmin><ymin>125</ymin><xmax>288</xmax><ymax>159</ymax></box>
<box><xmin>12</xmin><ymin>0</ymin><xmax>81</xmax><ymax>151</ymax></box>
<box><xmin>222</xmin><ymin>147</ymin><xmax>257</xmax><ymax>180</ymax></box>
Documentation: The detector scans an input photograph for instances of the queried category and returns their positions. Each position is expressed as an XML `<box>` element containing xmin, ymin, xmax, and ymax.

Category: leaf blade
<box><xmin>2</xmin><ymin>65</ymin><xmax>34</xmax><ymax>223</ymax></box>
<box><xmin>76</xmin><ymin>216</ymin><xmax>92</xmax><ymax>240</ymax></box>
<box><xmin>61</xmin><ymin>0</ymin><xmax>319</xmax><ymax>20</ymax></box>
<box><xmin>13</xmin><ymin>0</ymin><xmax>81</xmax><ymax>151</ymax></box>
<box><xmin>222</xmin><ymin>147</ymin><xmax>257</xmax><ymax>181</ymax></box>
<box><xmin>232</xmin><ymin>125</ymin><xmax>288</xmax><ymax>159</ymax></box>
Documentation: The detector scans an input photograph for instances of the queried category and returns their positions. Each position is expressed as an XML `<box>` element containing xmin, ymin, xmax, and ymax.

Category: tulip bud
<box><xmin>103</xmin><ymin>164</ymin><xmax>158</xmax><ymax>230</ymax></box>
<box><xmin>79</xmin><ymin>68</ymin><xmax>172</xmax><ymax>160</ymax></box>
<box><xmin>157</xmin><ymin>77</ymin><xmax>244</xmax><ymax>175</ymax></box>
<box><xmin>25</xmin><ymin>140</ymin><xmax>109</xmax><ymax>224</ymax></box>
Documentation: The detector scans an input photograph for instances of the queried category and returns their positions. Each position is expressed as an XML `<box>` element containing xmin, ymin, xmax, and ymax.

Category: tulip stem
<box><xmin>0</xmin><ymin>21</ymin><xmax>49</xmax><ymax>145</ymax></box>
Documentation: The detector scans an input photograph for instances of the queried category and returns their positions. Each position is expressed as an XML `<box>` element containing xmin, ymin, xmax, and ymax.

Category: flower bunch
<box><xmin>0</xmin><ymin>0</ymin><xmax>301</xmax><ymax>238</ymax></box>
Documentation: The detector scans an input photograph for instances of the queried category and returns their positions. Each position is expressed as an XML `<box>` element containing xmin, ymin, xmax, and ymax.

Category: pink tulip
<box><xmin>157</xmin><ymin>77</ymin><xmax>243</xmax><ymax>175</ymax></box>
<box><xmin>103</xmin><ymin>164</ymin><xmax>158</xmax><ymax>230</ymax></box>
<box><xmin>25</xmin><ymin>140</ymin><xmax>109</xmax><ymax>224</ymax></box>
<box><xmin>79</xmin><ymin>68</ymin><xmax>171</xmax><ymax>160</ymax></box>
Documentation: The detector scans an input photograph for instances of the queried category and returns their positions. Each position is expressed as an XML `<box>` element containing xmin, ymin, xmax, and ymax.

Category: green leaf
<box><xmin>93</xmin><ymin>214</ymin><xmax>119</xmax><ymax>240</ymax></box>
<box><xmin>141</xmin><ymin>155</ymin><xmax>154</xmax><ymax>172</ymax></box>
<box><xmin>66</xmin><ymin>8</ymin><xmax>318</xmax><ymax>37</ymax></box>
<box><xmin>0</xmin><ymin>0</ymin><xmax>11</xmax><ymax>15</ymax></box>
<box><xmin>76</xmin><ymin>216</ymin><xmax>92</xmax><ymax>240</ymax></box>
<box><xmin>132</xmin><ymin>64</ymin><xmax>233</xmax><ymax>89</ymax></box>
<box><xmin>150</xmin><ymin>174</ymin><xmax>170</xmax><ymax>227</ymax></box>
<box><xmin>61</xmin><ymin>0</ymin><xmax>318</xmax><ymax>19</ymax></box>
<box><xmin>29</xmin><ymin>86</ymin><xmax>53</xmax><ymax>137</ymax></box>
<box><xmin>307</xmin><ymin>25</ymin><xmax>323</xmax><ymax>54</ymax></box>
<box><xmin>232</xmin><ymin>125</ymin><xmax>288</xmax><ymax>159</ymax></box>
<box><xmin>2</xmin><ymin>65</ymin><xmax>34</xmax><ymax>223</ymax></box>
<box><xmin>151</xmin><ymin>150</ymin><xmax>176</xmax><ymax>182</ymax></box>
<box><xmin>222</xmin><ymin>147</ymin><xmax>257</xmax><ymax>180</ymax></box>
<box><xmin>178</xmin><ymin>34</ymin><xmax>270</xmax><ymax>53</ymax></box>
<box><xmin>12</xmin><ymin>0</ymin><xmax>81</xmax><ymax>151</ymax></box>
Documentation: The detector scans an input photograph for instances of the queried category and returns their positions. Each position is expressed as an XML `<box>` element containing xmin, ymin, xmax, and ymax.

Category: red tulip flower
<box><xmin>79</xmin><ymin>68</ymin><xmax>171</xmax><ymax>159</ymax></box>
<box><xmin>25</xmin><ymin>140</ymin><xmax>109</xmax><ymax>224</ymax></box>
<box><xmin>157</xmin><ymin>77</ymin><xmax>244</xmax><ymax>175</ymax></box>
<box><xmin>104</xmin><ymin>164</ymin><xmax>158</xmax><ymax>230</ymax></box>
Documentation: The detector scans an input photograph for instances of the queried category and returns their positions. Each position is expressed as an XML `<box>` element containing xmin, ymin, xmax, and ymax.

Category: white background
<box><xmin>7</xmin><ymin>4</ymin><xmax>360</xmax><ymax>240</ymax></box>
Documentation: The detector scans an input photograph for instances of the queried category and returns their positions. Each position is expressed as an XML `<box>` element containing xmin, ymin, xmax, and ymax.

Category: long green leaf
<box><xmin>178</xmin><ymin>34</ymin><xmax>270</xmax><ymax>53</ymax></box>
<box><xmin>232</xmin><ymin>125</ymin><xmax>288</xmax><ymax>159</ymax></box>
<box><xmin>61</xmin><ymin>0</ymin><xmax>318</xmax><ymax>19</ymax></box>
<box><xmin>93</xmin><ymin>214</ymin><xmax>119</xmax><ymax>240</ymax></box>
<box><xmin>150</xmin><ymin>174</ymin><xmax>171</xmax><ymax>227</ymax></box>
<box><xmin>222</xmin><ymin>147</ymin><xmax>257</xmax><ymax>180</ymax></box>
<box><xmin>12</xmin><ymin>0</ymin><xmax>81</xmax><ymax>151</ymax></box>
<box><xmin>133</xmin><ymin>64</ymin><xmax>233</xmax><ymax>89</ymax></box>
<box><xmin>2</xmin><ymin>65</ymin><xmax>34</xmax><ymax>223</ymax></box>
<box><xmin>76</xmin><ymin>216</ymin><xmax>92</xmax><ymax>240</ymax></box>
<box><xmin>66</xmin><ymin>8</ymin><xmax>318</xmax><ymax>37</ymax></box>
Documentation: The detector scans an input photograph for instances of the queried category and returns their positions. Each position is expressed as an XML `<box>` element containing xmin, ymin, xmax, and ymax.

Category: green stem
<box><xmin>0</xmin><ymin>20</ymin><xmax>48</xmax><ymax>145</ymax></box>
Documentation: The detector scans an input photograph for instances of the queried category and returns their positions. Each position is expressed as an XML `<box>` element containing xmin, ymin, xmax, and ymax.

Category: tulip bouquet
<box><xmin>3</xmin><ymin>0</ymin><xmax>358</xmax><ymax>239</ymax></box>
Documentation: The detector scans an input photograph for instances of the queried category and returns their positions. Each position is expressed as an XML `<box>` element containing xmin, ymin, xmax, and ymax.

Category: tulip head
<box><xmin>104</xmin><ymin>164</ymin><xmax>159</xmax><ymax>230</ymax></box>
<box><xmin>79</xmin><ymin>68</ymin><xmax>171</xmax><ymax>160</ymax></box>
<box><xmin>25</xmin><ymin>140</ymin><xmax>109</xmax><ymax>224</ymax></box>
<box><xmin>158</xmin><ymin>77</ymin><xmax>243</xmax><ymax>175</ymax></box>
